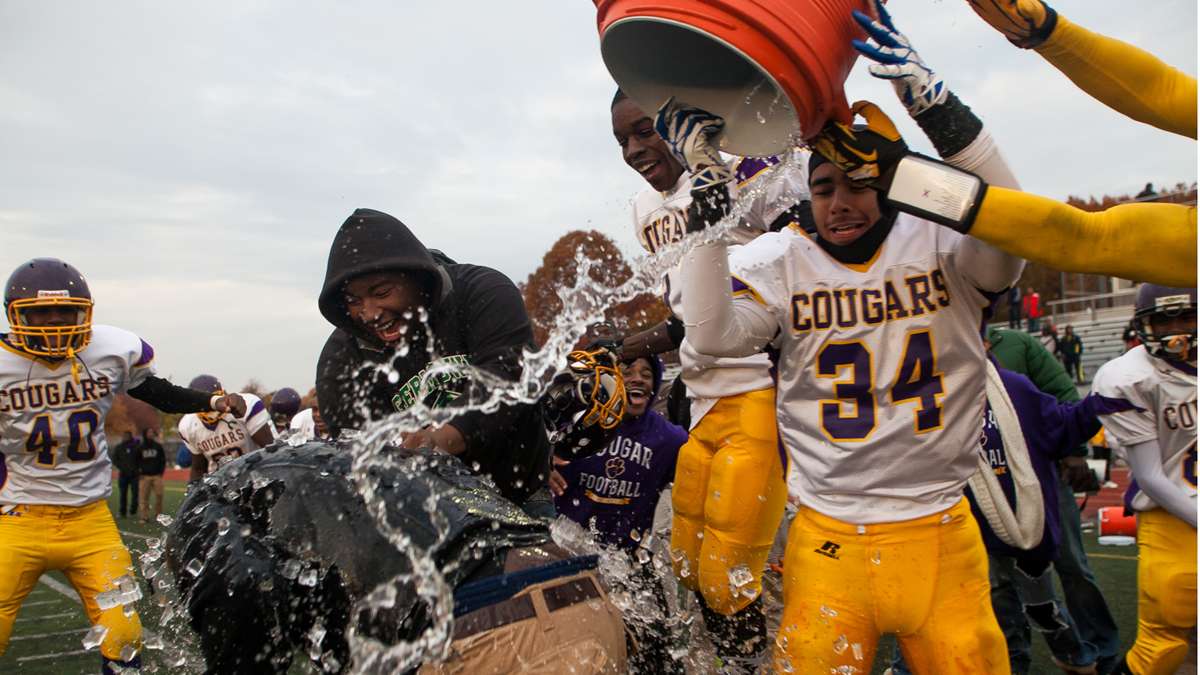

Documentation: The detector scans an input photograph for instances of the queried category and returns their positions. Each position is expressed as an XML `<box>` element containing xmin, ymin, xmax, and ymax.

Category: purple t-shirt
<box><xmin>554</xmin><ymin>410</ymin><xmax>686</xmax><ymax>550</ymax></box>
<box><xmin>966</xmin><ymin>367</ymin><xmax>1130</xmax><ymax>567</ymax></box>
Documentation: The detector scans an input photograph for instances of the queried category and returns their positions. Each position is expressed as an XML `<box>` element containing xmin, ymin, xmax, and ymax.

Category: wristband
<box><xmin>209</xmin><ymin>394</ymin><xmax>222</xmax><ymax>410</ymax></box>
<box><xmin>885</xmin><ymin>154</ymin><xmax>987</xmax><ymax>233</ymax></box>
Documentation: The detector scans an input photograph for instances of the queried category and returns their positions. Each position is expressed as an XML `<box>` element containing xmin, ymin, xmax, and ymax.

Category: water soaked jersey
<box><xmin>0</xmin><ymin>324</ymin><xmax>155</xmax><ymax>506</ymax></box>
<box><xmin>179</xmin><ymin>394</ymin><xmax>273</xmax><ymax>471</ymax></box>
<box><xmin>1092</xmin><ymin>346</ymin><xmax>1197</xmax><ymax>512</ymax></box>
<box><xmin>729</xmin><ymin>216</ymin><xmax>995</xmax><ymax>523</ymax></box>
<box><xmin>634</xmin><ymin>155</ymin><xmax>809</xmax><ymax>424</ymax></box>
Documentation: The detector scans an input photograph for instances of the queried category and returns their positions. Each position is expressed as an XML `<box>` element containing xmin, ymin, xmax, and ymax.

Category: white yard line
<box><xmin>18</xmin><ymin>599</ymin><xmax>64</xmax><ymax>607</ymax></box>
<box><xmin>15</xmin><ymin>611</ymin><xmax>78</xmax><ymax>622</ymax></box>
<box><xmin>11</xmin><ymin>628</ymin><xmax>88</xmax><ymax>641</ymax></box>
<box><xmin>37</xmin><ymin>576</ymin><xmax>81</xmax><ymax>604</ymax></box>
<box><xmin>17</xmin><ymin>648</ymin><xmax>91</xmax><ymax>663</ymax></box>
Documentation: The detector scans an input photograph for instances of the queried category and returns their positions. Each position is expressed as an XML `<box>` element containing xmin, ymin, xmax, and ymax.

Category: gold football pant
<box><xmin>0</xmin><ymin>500</ymin><xmax>142</xmax><ymax>661</ymax></box>
<box><xmin>1126</xmin><ymin>508</ymin><xmax>1197</xmax><ymax>675</ymax></box>
<box><xmin>773</xmin><ymin>499</ymin><xmax>1009</xmax><ymax>674</ymax></box>
<box><xmin>670</xmin><ymin>387</ymin><xmax>787</xmax><ymax>615</ymax></box>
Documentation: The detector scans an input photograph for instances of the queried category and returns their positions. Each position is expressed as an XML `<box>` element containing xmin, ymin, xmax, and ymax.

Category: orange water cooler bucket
<box><xmin>595</xmin><ymin>0</ymin><xmax>869</xmax><ymax>156</ymax></box>
<box><xmin>1097</xmin><ymin>506</ymin><xmax>1138</xmax><ymax>538</ymax></box>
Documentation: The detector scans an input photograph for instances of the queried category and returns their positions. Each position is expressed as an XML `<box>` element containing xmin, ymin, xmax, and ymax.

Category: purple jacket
<box><xmin>554</xmin><ymin>357</ymin><xmax>687</xmax><ymax>550</ymax></box>
<box><xmin>967</xmin><ymin>365</ymin><xmax>1128</xmax><ymax>567</ymax></box>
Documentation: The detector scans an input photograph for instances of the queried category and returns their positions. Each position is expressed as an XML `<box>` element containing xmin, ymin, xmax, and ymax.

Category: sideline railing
<box><xmin>1045</xmin><ymin>288</ymin><xmax>1137</xmax><ymax>321</ymax></box>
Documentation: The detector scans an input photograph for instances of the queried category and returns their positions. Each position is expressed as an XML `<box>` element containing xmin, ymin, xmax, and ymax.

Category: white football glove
<box><xmin>653</xmin><ymin>97</ymin><xmax>733</xmax><ymax>191</ymax></box>
<box><xmin>852</xmin><ymin>0</ymin><xmax>947</xmax><ymax>118</ymax></box>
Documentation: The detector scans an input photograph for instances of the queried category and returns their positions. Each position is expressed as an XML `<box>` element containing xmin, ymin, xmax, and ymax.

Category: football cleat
<box><xmin>4</xmin><ymin>257</ymin><xmax>94</xmax><ymax>359</ymax></box>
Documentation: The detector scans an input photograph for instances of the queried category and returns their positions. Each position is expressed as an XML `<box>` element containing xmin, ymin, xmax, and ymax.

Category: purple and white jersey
<box><xmin>728</xmin><ymin>216</ymin><xmax>999</xmax><ymax>523</ymax></box>
<box><xmin>179</xmin><ymin>394</ymin><xmax>273</xmax><ymax>471</ymax></box>
<box><xmin>1092</xmin><ymin>346</ymin><xmax>1197</xmax><ymax>513</ymax></box>
<box><xmin>634</xmin><ymin>155</ymin><xmax>809</xmax><ymax>425</ymax></box>
<box><xmin>0</xmin><ymin>324</ymin><xmax>155</xmax><ymax>506</ymax></box>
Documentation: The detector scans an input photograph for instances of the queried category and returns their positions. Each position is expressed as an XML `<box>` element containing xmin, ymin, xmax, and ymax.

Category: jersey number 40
<box><xmin>26</xmin><ymin>409</ymin><xmax>101</xmax><ymax>467</ymax></box>
<box><xmin>817</xmin><ymin>330</ymin><xmax>945</xmax><ymax>441</ymax></box>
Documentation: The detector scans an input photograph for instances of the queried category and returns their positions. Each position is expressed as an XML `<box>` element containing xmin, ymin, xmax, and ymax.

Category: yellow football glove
<box><xmin>811</xmin><ymin>100</ymin><xmax>908</xmax><ymax>184</ymax></box>
<box><xmin>967</xmin><ymin>0</ymin><xmax>1058</xmax><ymax>48</ymax></box>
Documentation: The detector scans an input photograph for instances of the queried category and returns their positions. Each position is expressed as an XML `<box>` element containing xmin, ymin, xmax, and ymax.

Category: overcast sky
<box><xmin>1</xmin><ymin>1</ymin><xmax>1194</xmax><ymax>392</ymax></box>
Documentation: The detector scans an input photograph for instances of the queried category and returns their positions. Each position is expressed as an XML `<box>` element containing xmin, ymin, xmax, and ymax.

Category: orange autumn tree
<box><xmin>105</xmin><ymin>394</ymin><xmax>162</xmax><ymax>436</ymax></box>
<box><xmin>523</xmin><ymin>230</ymin><xmax>669</xmax><ymax>347</ymax></box>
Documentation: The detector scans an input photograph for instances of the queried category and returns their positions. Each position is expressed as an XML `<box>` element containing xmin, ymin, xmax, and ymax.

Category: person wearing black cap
<box><xmin>315</xmin><ymin>209</ymin><xmax>552</xmax><ymax>513</ymax></box>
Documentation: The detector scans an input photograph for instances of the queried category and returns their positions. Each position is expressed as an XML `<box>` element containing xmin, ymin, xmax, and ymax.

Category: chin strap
<box><xmin>68</xmin><ymin>346</ymin><xmax>80</xmax><ymax>384</ymax></box>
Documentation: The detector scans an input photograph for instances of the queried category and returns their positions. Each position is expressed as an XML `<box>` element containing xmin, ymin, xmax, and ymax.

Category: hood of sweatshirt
<box><xmin>318</xmin><ymin>208</ymin><xmax>452</xmax><ymax>346</ymax></box>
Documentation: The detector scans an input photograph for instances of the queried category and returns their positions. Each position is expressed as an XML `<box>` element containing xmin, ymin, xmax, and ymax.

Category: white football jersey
<box><xmin>729</xmin><ymin>216</ymin><xmax>997</xmax><ymax>523</ymax></box>
<box><xmin>0</xmin><ymin>324</ymin><xmax>155</xmax><ymax>506</ymax></box>
<box><xmin>288</xmin><ymin>407</ymin><xmax>316</xmax><ymax>441</ymax></box>
<box><xmin>1092</xmin><ymin>346</ymin><xmax>1197</xmax><ymax>512</ymax></box>
<box><xmin>179</xmin><ymin>394</ymin><xmax>273</xmax><ymax>471</ymax></box>
<box><xmin>634</xmin><ymin>155</ymin><xmax>809</xmax><ymax>424</ymax></box>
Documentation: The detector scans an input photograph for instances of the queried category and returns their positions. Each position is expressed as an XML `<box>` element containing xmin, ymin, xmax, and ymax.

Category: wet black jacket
<box><xmin>165</xmin><ymin>442</ymin><xmax>550</xmax><ymax>674</ymax></box>
<box><xmin>315</xmin><ymin>209</ymin><xmax>549</xmax><ymax>503</ymax></box>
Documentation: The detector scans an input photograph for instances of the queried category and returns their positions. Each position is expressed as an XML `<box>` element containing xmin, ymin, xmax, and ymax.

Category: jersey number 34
<box><xmin>817</xmin><ymin>330</ymin><xmax>945</xmax><ymax>441</ymax></box>
<box><xmin>26</xmin><ymin>409</ymin><xmax>101</xmax><ymax>467</ymax></box>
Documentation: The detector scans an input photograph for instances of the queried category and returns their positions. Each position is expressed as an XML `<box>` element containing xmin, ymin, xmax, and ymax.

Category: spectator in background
<box><xmin>137</xmin><ymin>427</ymin><xmax>167</xmax><ymax>523</ymax></box>
<box><xmin>111</xmin><ymin>431</ymin><xmax>140</xmax><ymax>519</ymax></box>
<box><xmin>269</xmin><ymin>387</ymin><xmax>302</xmax><ymax>435</ymax></box>
<box><xmin>550</xmin><ymin>355</ymin><xmax>686</xmax><ymax>674</ymax></box>
<box><xmin>1024</xmin><ymin>287</ymin><xmax>1043</xmax><ymax>333</ymax></box>
<box><xmin>287</xmin><ymin>388</ymin><xmax>329</xmax><ymax>442</ymax></box>
<box><xmin>1040</xmin><ymin>323</ymin><xmax>1060</xmax><ymax>358</ymax></box>
<box><xmin>1008</xmin><ymin>286</ymin><xmax>1023</xmax><ymax>329</ymax></box>
<box><xmin>984</xmin><ymin>326</ymin><xmax>1120</xmax><ymax>672</ymax></box>
<box><xmin>1136</xmin><ymin>182</ymin><xmax>1157</xmax><ymax>200</ymax></box>
<box><xmin>1060</xmin><ymin>325</ymin><xmax>1085</xmax><ymax>383</ymax></box>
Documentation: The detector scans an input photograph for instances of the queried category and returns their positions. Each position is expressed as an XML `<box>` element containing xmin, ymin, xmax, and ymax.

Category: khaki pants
<box><xmin>420</xmin><ymin>570</ymin><xmax>627</xmax><ymax>674</ymax></box>
<box><xmin>138</xmin><ymin>475</ymin><xmax>164</xmax><ymax>522</ymax></box>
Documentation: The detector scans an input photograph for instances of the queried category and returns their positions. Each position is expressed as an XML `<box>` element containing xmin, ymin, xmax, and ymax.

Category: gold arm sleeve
<box><xmin>1036</xmin><ymin>15</ymin><xmax>1197</xmax><ymax>139</ymax></box>
<box><xmin>972</xmin><ymin>187</ymin><xmax>1197</xmax><ymax>287</ymax></box>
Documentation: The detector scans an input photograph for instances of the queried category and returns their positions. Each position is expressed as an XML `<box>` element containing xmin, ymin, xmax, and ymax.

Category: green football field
<box><xmin>0</xmin><ymin>482</ymin><xmax>1143</xmax><ymax>674</ymax></box>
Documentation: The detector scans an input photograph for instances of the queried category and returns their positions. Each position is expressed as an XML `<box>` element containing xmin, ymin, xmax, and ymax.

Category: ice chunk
<box><xmin>82</xmin><ymin>624</ymin><xmax>109</xmax><ymax>650</ymax></box>
<box><xmin>833</xmin><ymin>634</ymin><xmax>849</xmax><ymax>654</ymax></box>
<box><xmin>217</xmin><ymin>517</ymin><xmax>231</xmax><ymax>536</ymax></box>
<box><xmin>298</xmin><ymin>567</ymin><xmax>318</xmax><ymax>587</ymax></box>
<box><xmin>185</xmin><ymin>559</ymin><xmax>204</xmax><ymax>577</ymax></box>
<box><xmin>281</xmin><ymin>559</ymin><xmax>301</xmax><ymax>580</ymax></box>
<box><xmin>155</xmin><ymin>514</ymin><xmax>173</xmax><ymax>527</ymax></box>
<box><xmin>728</xmin><ymin>564</ymin><xmax>753</xmax><ymax>592</ymax></box>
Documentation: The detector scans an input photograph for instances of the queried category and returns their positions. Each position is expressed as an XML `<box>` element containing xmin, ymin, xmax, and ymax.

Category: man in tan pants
<box><xmin>136</xmin><ymin>427</ymin><xmax>166</xmax><ymax>522</ymax></box>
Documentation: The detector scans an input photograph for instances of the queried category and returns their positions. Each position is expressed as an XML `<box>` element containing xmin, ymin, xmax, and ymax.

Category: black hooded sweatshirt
<box><xmin>315</xmin><ymin>209</ymin><xmax>548</xmax><ymax>504</ymax></box>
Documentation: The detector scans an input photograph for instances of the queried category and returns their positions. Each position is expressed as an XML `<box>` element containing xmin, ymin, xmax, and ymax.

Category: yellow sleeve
<box><xmin>971</xmin><ymin>187</ymin><xmax>1197</xmax><ymax>287</ymax></box>
<box><xmin>1035</xmin><ymin>15</ymin><xmax>1197</xmax><ymax>139</ymax></box>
